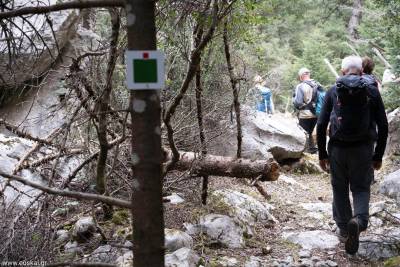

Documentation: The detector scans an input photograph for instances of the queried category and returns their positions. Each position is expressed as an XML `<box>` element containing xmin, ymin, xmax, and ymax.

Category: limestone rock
<box><xmin>164</xmin><ymin>193</ymin><xmax>185</xmax><ymax>204</ymax></box>
<box><xmin>72</xmin><ymin>216</ymin><xmax>97</xmax><ymax>242</ymax></box>
<box><xmin>64</xmin><ymin>240</ymin><xmax>83</xmax><ymax>254</ymax></box>
<box><xmin>165</xmin><ymin>228</ymin><xmax>193</xmax><ymax>252</ymax></box>
<box><xmin>185</xmin><ymin>214</ymin><xmax>245</xmax><ymax>248</ymax></box>
<box><xmin>387</xmin><ymin>108</ymin><xmax>400</xmax><ymax>156</ymax></box>
<box><xmin>208</xmin><ymin>106</ymin><xmax>306</xmax><ymax>161</ymax></box>
<box><xmin>211</xmin><ymin>256</ymin><xmax>239</xmax><ymax>267</ymax></box>
<box><xmin>379</xmin><ymin>169</ymin><xmax>400</xmax><ymax>203</ymax></box>
<box><xmin>282</xmin><ymin>230</ymin><xmax>339</xmax><ymax>250</ymax></box>
<box><xmin>210</xmin><ymin>189</ymin><xmax>277</xmax><ymax>225</ymax></box>
<box><xmin>244</xmin><ymin>256</ymin><xmax>265</xmax><ymax>267</ymax></box>
<box><xmin>55</xmin><ymin>230</ymin><xmax>69</xmax><ymax>244</ymax></box>
<box><xmin>165</xmin><ymin>248</ymin><xmax>200</xmax><ymax>267</ymax></box>
<box><xmin>358</xmin><ymin>229</ymin><xmax>400</xmax><ymax>260</ymax></box>
<box><xmin>116</xmin><ymin>251</ymin><xmax>133</xmax><ymax>267</ymax></box>
<box><xmin>299</xmin><ymin>202</ymin><xmax>332</xmax><ymax>216</ymax></box>
<box><xmin>84</xmin><ymin>245</ymin><xmax>120</xmax><ymax>263</ymax></box>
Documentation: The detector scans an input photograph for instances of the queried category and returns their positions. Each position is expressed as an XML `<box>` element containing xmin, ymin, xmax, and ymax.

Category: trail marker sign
<box><xmin>126</xmin><ymin>50</ymin><xmax>165</xmax><ymax>90</ymax></box>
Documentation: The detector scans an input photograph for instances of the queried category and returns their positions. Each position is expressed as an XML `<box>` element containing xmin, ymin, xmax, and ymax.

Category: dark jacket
<box><xmin>317</xmin><ymin>74</ymin><xmax>388</xmax><ymax>161</ymax></box>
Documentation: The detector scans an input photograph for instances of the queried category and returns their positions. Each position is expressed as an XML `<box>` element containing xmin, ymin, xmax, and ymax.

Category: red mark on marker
<box><xmin>143</xmin><ymin>52</ymin><xmax>149</xmax><ymax>59</ymax></box>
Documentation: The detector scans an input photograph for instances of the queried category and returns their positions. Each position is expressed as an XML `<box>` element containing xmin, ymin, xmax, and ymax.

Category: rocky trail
<box><xmin>47</xmin><ymin>153</ymin><xmax>400</xmax><ymax>267</ymax></box>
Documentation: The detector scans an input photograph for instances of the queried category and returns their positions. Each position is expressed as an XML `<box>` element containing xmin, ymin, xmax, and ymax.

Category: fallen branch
<box><xmin>0</xmin><ymin>171</ymin><xmax>132</xmax><ymax>209</ymax></box>
<box><xmin>169</xmin><ymin>151</ymin><xmax>280</xmax><ymax>181</ymax></box>
<box><xmin>0</xmin><ymin>0</ymin><xmax>124</xmax><ymax>19</ymax></box>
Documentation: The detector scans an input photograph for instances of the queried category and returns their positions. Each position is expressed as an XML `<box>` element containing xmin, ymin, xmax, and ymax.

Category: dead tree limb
<box><xmin>0</xmin><ymin>171</ymin><xmax>132</xmax><ymax>208</ymax></box>
<box><xmin>0</xmin><ymin>0</ymin><xmax>124</xmax><ymax>19</ymax></box>
<box><xmin>168</xmin><ymin>151</ymin><xmax>280</xmax><ymax>181</ymax></box>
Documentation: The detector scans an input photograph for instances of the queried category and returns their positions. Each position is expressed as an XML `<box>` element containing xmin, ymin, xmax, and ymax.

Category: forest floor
<box><xmin>164</xmin><ymin>153</ymin><xmax>400</xmax><ymax>267</ymax></box>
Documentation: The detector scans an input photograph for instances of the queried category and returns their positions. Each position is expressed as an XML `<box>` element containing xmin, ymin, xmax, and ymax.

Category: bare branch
<box><xmin>0</xmin><ymin>171</ymin><xmax>132</xmax><ymax>208</ymax></box>
<box><xmin>0</xmin><ymin>0</ymin><xmax>124</xmax><ymax>19</ymax></box>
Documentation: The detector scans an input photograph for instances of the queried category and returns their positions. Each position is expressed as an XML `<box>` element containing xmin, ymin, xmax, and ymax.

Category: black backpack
<box><xmin>329</xmin><ymin>76</ymin><xmax>372</xmax><ymax>142</ymax></box>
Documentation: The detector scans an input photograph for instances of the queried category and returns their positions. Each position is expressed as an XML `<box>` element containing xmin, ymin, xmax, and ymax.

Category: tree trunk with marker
<box><xmin>126</xmin><ymin>0</ymin><xmax>164</xmax><ymax>266</ymax></box>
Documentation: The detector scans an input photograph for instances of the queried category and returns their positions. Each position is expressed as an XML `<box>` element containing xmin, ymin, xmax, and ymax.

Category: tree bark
<box><xmin>223</xmin><ymin>21</ymin><xmax>242</xmax><ymax>158</ymax></box>
<box><xmin>169</xmin><ymin>151</ymin><xmax>280</xmax><ymax>181</ymax></box>
<box><xmin>95</xmin><ymin>8</ymin><xmax>120</xmax><ymax>198</ymax></box>
<box><xmin>348</xmin><ymin>0</ymin><xmax>363</xmax><ymax>41</ymax></box>
<box><xmin>126</xmin><ymin>0</ymin><xmax>164</xmax><ymax>266</ymax></box>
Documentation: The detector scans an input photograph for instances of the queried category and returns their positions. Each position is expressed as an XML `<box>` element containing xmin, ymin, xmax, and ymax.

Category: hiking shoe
<box><xmin>345</xmin><ymin>218</ymin><xmax>360</xmax><ymax>254</ymax></box>
<box><xmin>335</xmin><ymin>228</ymin><xmax>348</xmax><ymax>243</ymax></box>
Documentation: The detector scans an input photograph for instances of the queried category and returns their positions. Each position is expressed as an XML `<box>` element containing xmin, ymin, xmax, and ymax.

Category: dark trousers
<box><xmin>329</xmin><ymin>143</ymin><xmax>374</xmax><ymax>232</ymax></box>
<box><xmin>299</xmin><ymin>118</ymin><xmax>317</xmax><ymax>149</ymax></box>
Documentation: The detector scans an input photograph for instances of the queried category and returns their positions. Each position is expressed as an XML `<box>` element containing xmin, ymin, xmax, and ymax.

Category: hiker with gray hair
<box><xmin>293</xmin><ymin>67</ymin><xmax>323</xmax><ymax>153</ymax></box>
<box><xmin>317</xmin><ymin>55</ymin><xmax>388</xmax><ymax>255</ymax></box>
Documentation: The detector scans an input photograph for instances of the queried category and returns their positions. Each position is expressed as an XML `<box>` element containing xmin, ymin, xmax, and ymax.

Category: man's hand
<box><xmin>319</xmin><ymin>159</ymin><xmax>330</xmax><ymax>173</ymax></box>
<box><xmin>373</xmin><ymin>161</ymin><xmax>382</xmax><ymax>170</ymax></box>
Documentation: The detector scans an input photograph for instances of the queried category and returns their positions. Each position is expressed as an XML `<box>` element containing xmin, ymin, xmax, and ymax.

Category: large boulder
<box><xmin>387</xmin><ymin>108</ymin><xmax>400</xmax><ymax>156</ymax></box>
<box><xmin>379</xmin><ymin>169</ymin><xmax>400</xmax><ymax>203</ymax></box>
<box><xmin>208</xmin><ymin>106</ymin><xmax>306</xmax><ymax>161</ymax></box>
<box><xmin>185</xmin><ymin>214</ymin><xmax>246</xmax><ymax>248</ymax></box>
<box><xmin>210</xmin><ymin>189</ymin><xmax>277</xmax><ymax>225</ymax></box>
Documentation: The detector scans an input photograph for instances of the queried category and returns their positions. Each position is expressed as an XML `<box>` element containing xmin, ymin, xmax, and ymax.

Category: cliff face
<box><xmin>0</xmin><ymin>0</ymin><xmax>80</xmax><ymax>105</ymax></box>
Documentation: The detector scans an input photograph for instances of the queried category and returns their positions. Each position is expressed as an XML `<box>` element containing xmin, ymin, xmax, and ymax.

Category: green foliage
<box><xmin>112</xmin><ymin>209</ymin><xmax>130</xmax><ymax>225</ymax></box>
<box><xmin>384</xmin><ymin>256</ymin><xmax>400</xmax><ymax>267</ymax></box>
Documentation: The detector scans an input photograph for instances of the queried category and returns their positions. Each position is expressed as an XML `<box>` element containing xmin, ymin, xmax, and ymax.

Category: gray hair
<box><xmin>341</xmin><ymin>55</ymin><xmax>362</xmax><ymax>71</ymax></box>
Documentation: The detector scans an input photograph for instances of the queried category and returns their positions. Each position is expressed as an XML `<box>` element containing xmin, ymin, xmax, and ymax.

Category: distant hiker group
<box><xmin>294</xmin><ymin>55</ymin><xmax>388</xmax><ymax>255</ymax></box>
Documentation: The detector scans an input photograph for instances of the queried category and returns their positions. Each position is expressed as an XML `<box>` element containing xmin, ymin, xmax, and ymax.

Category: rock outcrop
<box><xmin>379</xmin><ymin>169</ymin><xmax>400</xmax><ymax>203</ymax></box>
<box><xmin>387</xmin><ymin>108</ymin><xmax>400</xmax><ymax>156</ymax></box>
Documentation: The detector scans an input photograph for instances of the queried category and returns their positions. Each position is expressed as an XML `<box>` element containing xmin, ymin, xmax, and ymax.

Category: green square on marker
<box><xmin>133</xmin><ymin>59</ymin><xmax>158</xmax><ymax>83</ymax></box>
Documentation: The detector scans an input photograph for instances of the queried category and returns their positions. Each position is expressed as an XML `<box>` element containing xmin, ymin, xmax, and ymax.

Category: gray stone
<box><xmin>279</xmin><ymin>175</ymin><xmax>309</xmax><ymax>190</ymax></box>
<box><xmin>358</xmin><ymin>233</ymin><xmax>400</xmax><ymax>260</ymax></box>
<box><xmin>210</xmin><ymin>189</ymin><xmax>277</xmax><ymax>225</ymax></box>
<box><xmin>64</xmin><ymin>240</ymin><xmax>83</xmax><ymax>254</ymax></box>
<box><xmin>370</xmin><ymin>201</ymin><xmax>386</xmax><ymax>216</ymax></box>
<box><xmin>282</xmin><ymin>230</ymin><xmax>339</xmax><ymax>250</ymax></box>
<box><xmin>185</xmin><ymin>214</ymin><xmax>245</xmax><ymax>248</ymax></box>
<box><xmin>208</xmin><ymin>106</ymin><xmax>306</xmax><ymax>161</ymax></box>
<box><xmin>116</xmin><ymin>251</ymin><xmax>133</xmax><ymax>267</ymax></box>
<box><xmin>213</xmin><ymin>256</ymin><xmax>239</xmax><ymax>267</ymax></box>
<box><xmin>84</xmin><ymin>245</ymin><xmax>120</xmax><ymax>263</ymax></box>
<box><xmin>387</xmin><ymin>108</ymin><xmax>400</xmax><ymax>156</ymax></box>
<box><xmin>55</xmin><ymin>229</ymin><xmax>69</xmax><ymax>244</ymax></box>
<box><xmin>379</xmin><ymin>169</ymin><xmax>400</xmax><ymax>203</ymax></box>
<box><xmin>298</xmin><ymin>258</ymin><xmax>314</xmax><ymax>267</ymax></box>
<box><xmin>325</xmin><ymin>260</ymin><xmax>338</xmax><ymax>267</ymax></box>
<box><xmin>72</xmin><ymin>216</ymin><xmax>97</xmax><ymax>241</ymax></box>
<box><xmin>52</xmin><ymin>208</ymin><xmax>69</xmax><ymax>217</ymax></box>
<box><xmin>165</xmin><ymin>228</ymin><xmax>193</xmax><ymax>252</ymax></box>
<box><xmin>165</xmin><ymin>248</ymin><xmax>200</xmax><ymax>267</ymax></box>
<box><xmin>299</xmin><ymin>203</ymin><xmax>332</xmax><ymax>216</ymax></box>
<box><xmin>298</xmin><ymin>250</ymin><xmax>311</xmax><ymax>258</ymax></box>
<box><xmin>164</xmin><ymin>193</ymin><xmax>185</xmax><ymax>204</ymax></box>
<box><xmin>244</xmin><ymin>256</ymin><xmax>264</xmax><ymax>267</ymax></box>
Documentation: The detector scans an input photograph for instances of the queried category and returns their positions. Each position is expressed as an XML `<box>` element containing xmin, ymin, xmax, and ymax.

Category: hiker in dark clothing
<box><xmin>317</xmin><ymin>55</ymin><xmax>388</xmax><ymax>255</ymax></box>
